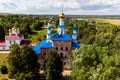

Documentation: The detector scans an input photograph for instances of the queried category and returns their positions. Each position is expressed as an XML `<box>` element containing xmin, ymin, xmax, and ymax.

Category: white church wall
<box><xmin>15</xmin><ymin>39</ymin><xmax>21</xmax><ymax>45</ymax></box>
<box><xmin>0</xmin><ymin>47</ymin><xmax>4</xmax><ymax>50</ymax></box>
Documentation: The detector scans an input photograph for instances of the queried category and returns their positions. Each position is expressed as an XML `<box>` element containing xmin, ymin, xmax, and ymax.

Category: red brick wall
<box><xmin>53</xmin><ymin>41</ymin><xmax>71</xmax><ymax>47</ymax></box>
<box><xmin>38</xmin><ymin>40</ymin><xmax>73</xmax><ymax>69</ymax></box>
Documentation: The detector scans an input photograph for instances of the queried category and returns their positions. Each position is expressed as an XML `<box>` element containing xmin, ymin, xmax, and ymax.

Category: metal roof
<box><xmin>33</xmin><ymin>40</ymin><xmax>52</xmax><ymax>54</ymax></box>
<box><xmin>72</xmin><ymin>41</ymin><xmax>80</xmax><ymax>48</ymax></box>
<box><xmin>51</xmin><ymin>34</ymin><xmax>72</xmax><ymax>41</ymax></box>
<box><xmin>58</xmin><ymin>25</ymin><xmax>66</xmax><ymax>28</ymax></box>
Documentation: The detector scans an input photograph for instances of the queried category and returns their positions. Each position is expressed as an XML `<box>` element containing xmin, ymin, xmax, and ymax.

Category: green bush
<box><xmin>0</xmin><ymin>65</ymin><xmax>8</xmax><ymax>74</ymax></box>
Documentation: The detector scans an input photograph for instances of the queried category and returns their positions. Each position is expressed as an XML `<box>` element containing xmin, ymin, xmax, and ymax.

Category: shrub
<box><xmin>0</xmin><ymin>65</ymin><xmax>8</xmax><ymax>74</ymax></box>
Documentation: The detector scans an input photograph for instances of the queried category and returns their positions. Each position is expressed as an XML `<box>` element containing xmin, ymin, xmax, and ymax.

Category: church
<box><xmin>34</xmin><ymin>11</ymin><xmax>80</xmax><ymax>69</ymax></box>
<box><xmin>0</xmin><ymin>27</ymin><xmax>31</xmax><ymax>50</ymax></box>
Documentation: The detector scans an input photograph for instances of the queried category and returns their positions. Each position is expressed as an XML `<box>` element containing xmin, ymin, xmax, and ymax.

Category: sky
<box><xmin>0</xmin><ymin>0</ymin><xmax>120</xmax><ymax>15</ymax></box>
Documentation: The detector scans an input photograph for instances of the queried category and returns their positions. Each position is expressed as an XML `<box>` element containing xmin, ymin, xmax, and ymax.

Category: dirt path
<box><xmin>0</xmin><ymin>51</ymin><xmax>10</xmax><ymax>54</ymax></box>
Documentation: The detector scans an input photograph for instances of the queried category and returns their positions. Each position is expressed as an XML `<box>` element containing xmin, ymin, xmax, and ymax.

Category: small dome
<box><xmin>9</xmin><ymin>29</ymin><xmax>12</xmax><ymax>32</ymax></box>
<box><xmin>59</xmin><ymin>10</ymin><xmax>65</xmax><ymax>18</ymax></box>
<box><xmin>12</xmin><ymin>27</ymin><xmax>15</xmax><ymax>30</ymax></box>
<box><xmin>73</xmin><ymin>25</ymin><xmax>78</xmax><ymax>30</ymax></box>
<box><xmin>48</xmin><ymin>26</ymin><xmax>51</xmax><ymax>30</ymax></box>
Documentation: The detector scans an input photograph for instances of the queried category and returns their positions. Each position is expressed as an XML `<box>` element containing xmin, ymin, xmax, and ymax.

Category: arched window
<box><xmin>43</xmin><ymin>52</ymin><xmax>46</xmax><ymax>56</ymax></box>
<box><xmin>9</xmin><ymin>40</ymin><xmax>11</xmax><ymax>44</ymax></box>
<box><xmin>63</xmin><ymin>62</ymin><xmax>66</xmax><ymax>65</ymax></box>
<box><xmin>66</xmin><ymin>47</ymin><xmax>68</xmax><ymax>50</ymax></box>
<box><xmin>61</xmin><ymin>47</ymin><xmax>63</xmax><ymax>50</ymax></box>
<box><xmin>56</xmin><ymin>47</ymin><xmax>58</xmax><ymax>50</ymax></box>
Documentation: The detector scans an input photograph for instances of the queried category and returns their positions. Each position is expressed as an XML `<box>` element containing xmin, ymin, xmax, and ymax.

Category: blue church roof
<box><xmin>34</xmin><ymin>43</ymin><xmax>41</xmax><ymax>55</ymax></box>
<box><xmin>58</xmin><ymin>25</ymin><xmax>66</xmax><ymax>28</ymax></box>
<box><xmin>51</xmin><ymin>34</ymin><xmax>72</xmax><ymax>41</ymax></box>
<box><xmin>33</xmin><ymin>40</ymin><xmax>52</xmax><ymax>54</ymax></box>
<box><xmin>51</xmin><ymin>32</ymin><xmax>59</xmax><ymax>37</ymax></box>
<box><xmin>73</xmin><ymin>25</ymin><xmax>78</xmax><ymax>30</ymax></box>
<box><xmin>72</xmin><ymin>41</ymin><xmax>80</xmax><ymax>48</ymax></box>
<box><xmin>48</xmin><ymin>26</ymin><xmax>52</xmax><ymax>30</ymax></box>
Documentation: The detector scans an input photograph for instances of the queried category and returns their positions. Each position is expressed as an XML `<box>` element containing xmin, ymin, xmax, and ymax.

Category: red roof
<box><xmin>0</xmin><ymin>40</ymin><xmax>6</xmax><ymax>46</ymax></box>
<box><xmin>5</xmin><ymin>34</ymin><xmax>23</xmax><ymax>39</ymax></box>
<box><xmin>20</xmin><ymin>40</ymin><xmax>31</xmax><ymax>45</ymax></box>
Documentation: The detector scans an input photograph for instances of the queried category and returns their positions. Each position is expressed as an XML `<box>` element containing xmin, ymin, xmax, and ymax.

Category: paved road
<box><xmin>0</xmin><ymin>51</ymin><xmax>10</xmax><ymax>54</ymax></box>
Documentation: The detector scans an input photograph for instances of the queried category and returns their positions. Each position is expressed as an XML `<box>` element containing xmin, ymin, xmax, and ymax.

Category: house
<box><xmin>0</xmin><ymin>27</ymin><xmax>31</xmax><ymax>50</ymax></box>
<box><xmin>34</xmin><ymin>11</ymin><xmax>80</xmax><ymax>69</ymax></box>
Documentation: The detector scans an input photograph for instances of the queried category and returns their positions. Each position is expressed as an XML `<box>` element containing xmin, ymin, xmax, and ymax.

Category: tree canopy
<box><xmin>71</xmin><ymin>45</ymin><xmax>120</xmax><ymax>80</ymax></box>
<box><xmin>0</xmin><ymin>25</ymin><xmax>5</xmax><ymax>40</ymax></box>
<box><xmin>8</xmin><ymin>44</ymin><xmax>39</xmax><ymax>80</ymax></box>
<box><xmin>44</xmin><ymin>50</ymin><xmax>63</xmax><ymax>80</ymax></box>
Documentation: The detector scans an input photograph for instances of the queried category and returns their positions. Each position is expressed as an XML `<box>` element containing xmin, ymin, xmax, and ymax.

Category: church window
<box><xmin>56</xmin><ymin>47</ymin><xmax>58</xmax><ymax>50</ymax></box>
<box><xmin>9</xmin><ymin>40</ymin><xmax>11</xmax><ymax>44</ymax></box>
<box><xmin>3</xmin><ymin>47</ymin><xmax>5</xmax><ymax>50</ymax></box>
<box><xmin>63</xmin><ymin>62</ymin><xmax>66</xmax><ymax>65</ymax></box>
<box><xmin>66</xmin><ymin>47</ymin><xmax>68</xmax><ymax>50</ymax></box>
<box><xmin>43</xmin><ymin>52</ymin><xmax>46</xmax><ymax>56</ymax></box>
<box><xmin>61</xmin><ymin>47</ymin><xmax>63</xmax><ymax>50</ymax></box>
<box><xmin>64</xmin><ymin>55</ymin><xmax>67</xmax><ymax>58</ymax></box>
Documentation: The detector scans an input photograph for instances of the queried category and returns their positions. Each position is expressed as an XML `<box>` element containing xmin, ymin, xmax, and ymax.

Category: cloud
<box><xmin>81</xmin><ymin>5</ymin><xmax>112</xmax><ymax>10</ymax></box>
<box><xmin>0</xmin><ymin>0</ymin><xmax>120</xmax><ymax>15</ymax></box>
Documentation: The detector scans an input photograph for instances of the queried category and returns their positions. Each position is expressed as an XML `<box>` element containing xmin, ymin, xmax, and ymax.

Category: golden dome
<box><xmin>59</xmin><ymin>10</ymin><xmax>65</xmax><ymax>18</ymax></box>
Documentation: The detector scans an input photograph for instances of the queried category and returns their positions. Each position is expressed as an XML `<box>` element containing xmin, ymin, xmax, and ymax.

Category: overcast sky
<box><xmin>0</xmin><ymin>0</ymin><xmax>120</xmax><ymax>15</ymax></box>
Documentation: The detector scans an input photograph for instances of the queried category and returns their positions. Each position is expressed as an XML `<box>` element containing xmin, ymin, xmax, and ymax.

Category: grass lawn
<box><xmin>29</xmin><ymin>29</ymin><xmax>47</xmax><ymax>44</ymax></box>
<box><xmin>29</xmin><ymin>28</ymin><xmax>57</xmax><ymax>44</ymax></box>
<box><xmin>0</xmin><ymin>53</ymin><xmax>8</xmax><ymax>66</ymax></box>
<box><xmin>95</xmin><ymin>18</ymin><xmax>120</xmax><ymax>25</ymax></box>
<box><xmin>0</xmin><ymin>53</ymin><xmax>9</xmax><ymax>80</ymax></box>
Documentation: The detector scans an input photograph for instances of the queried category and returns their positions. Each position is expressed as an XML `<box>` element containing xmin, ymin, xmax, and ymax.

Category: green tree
<box><xmin>20</xmin><ymin>22</ymin><xmax>32</xmax><ymax>37</ymax></box>
<box><xmin>0</xmin><ymin>65</ymin><xmax>8</xmax><ymax>74</ymax></box>
<box><xmin>0</xmin><ymin>25</ymin><xmax>5</xmax><ymax>40</ymax></box>
<box><xmin>8</xmin><ymin>44</ymin><xmax>39</xmax><ymax>80</ymax></box>
<box><xmin>32</xmin><ymin>21</ymin><xmax>44</xmax><ymax>30</ymax></box>
<box><xmin>71</xmin><ymin>45</ymin><xmax>120</xmax><ymax>80</ymax></box>
<box><xmin>44</xmin><ymin>50</ymin><xmax>63</xmax><ymax>80</ymax></box>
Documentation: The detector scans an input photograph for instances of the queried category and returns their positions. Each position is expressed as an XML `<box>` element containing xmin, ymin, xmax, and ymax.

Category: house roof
<box><xmin>33</xmin><ymin>40</ymin><xmax>52</xmax><ymax>54</ymax></box>
<box><xmin>20</xmin><ymin>40</ymin><xmax>31</xmax><ymax>45</ymax></box>
<box><xmin>0</xmin><ymin>40</ymin><xmax>6</xmax><ymax>47</ymax></box>
<box><xmin>5</xmin><ymin>34</ymin><xmax>23</xmax><ymax>39</ymax></box>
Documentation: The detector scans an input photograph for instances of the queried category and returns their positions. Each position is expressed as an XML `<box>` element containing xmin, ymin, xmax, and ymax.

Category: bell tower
<box><xmin>58</xmin><ymin>10</ymin><xmax>66</xmax><ymax>35</ymax></box>
<box><xmin>47</xmin><ymin>23</ymin><xmax>52</xmax><ymax>40</ymax></box>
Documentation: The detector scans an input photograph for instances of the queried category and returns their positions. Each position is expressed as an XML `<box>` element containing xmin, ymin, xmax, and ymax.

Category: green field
<box><xmin>0</xmin><ymin>53</ymin><xmax>9</xmax><ymax>80</ymax></box>
<box><xmin>95</xmin><ymin>18</ymin><xmax>120</xmax><ymax>25</ymax></box>
<box><xmin>29</xmin><ymin>29</ymin><xmax>47</xmax><ymax>44</ymax></box>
